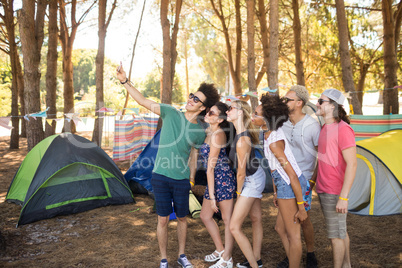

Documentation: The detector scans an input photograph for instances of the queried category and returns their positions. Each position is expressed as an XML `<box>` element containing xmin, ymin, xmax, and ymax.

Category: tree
<box><xmin>210</xmin><ymin>0</ymin><xmax>243</xmax><ymax>96</ymax></box>
<box><xmin>246</xmin><ymin>0</ymin><xmax>258</xmax><ymax>109</ymax></box>
<box><xmin>292</xmin><ymin>0</ymin><xmax>305</xmax><ymax>86</ymax></box>
<box><xmin>59</xmin><ymin>0</ymin><xmax>96</xmax><ymax>133</ymax></box>
<box><xmin>92</xmin><ymin>0</ymin><xmax>117</xmax><ymax>146</ymax></box>
<box><xmin>382</xmin><ymin>0</ymin><xmax>401</xmax><ymax>114</ymax></box>
<box><xmin>335</xmin><ymin>0</ymin><xmax>362</xmax><ymax>114</ymax></box>
<box><xmin>268</xmin><ymin>0</ymin><xmax>279</xmax><ymax>89</ymax></box>
<box><xmin>256</xmin><ymin>0</ymin><xmax>269</xmax><ymax>88</ymax></box>
<box><xmin>45</xmin><ymin>0</ymin><xmax>58</xmax><ymax>137</ymax></box>
<box><xmin>160</xmin><ymin>0</ymin><xmax>182</xmax><ymax>104</ymax></box>
<box><xmin>19</xmin><ymin>0</ymin><xmax>47</xmax><ymax>150</ymax></box>
<box><xmin>0</xmin><ymin>0</ymin><xmax>24</xmax><ymax>149</ymax></box>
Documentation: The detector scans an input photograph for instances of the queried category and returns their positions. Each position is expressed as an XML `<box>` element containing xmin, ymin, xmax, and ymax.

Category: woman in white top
<box><xmin>252</xmin><ymin>94</ymin><xmax>308</xmax><ymax>268</ymax></box>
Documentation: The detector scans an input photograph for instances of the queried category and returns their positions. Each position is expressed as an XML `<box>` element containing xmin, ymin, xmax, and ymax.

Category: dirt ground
<box><xmin>0</xmin><ymin>132</ymin><xmax>400</xmax><ymax>267</ymax></box>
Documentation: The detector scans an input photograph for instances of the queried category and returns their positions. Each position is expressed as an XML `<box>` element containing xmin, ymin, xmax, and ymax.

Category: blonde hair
<box><xmin>232</xmin><ymin>100</ymin><xmax>259</xmax><ymax>145</ymax></box>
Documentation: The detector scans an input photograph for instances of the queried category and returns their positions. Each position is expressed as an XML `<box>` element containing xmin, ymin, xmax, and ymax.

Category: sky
<box><xmin>74</xmin><ymin>0</ymin><xmax>162</xmax><ymax>80</ymax></box>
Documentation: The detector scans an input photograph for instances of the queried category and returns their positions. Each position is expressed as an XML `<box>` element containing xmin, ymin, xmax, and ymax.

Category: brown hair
<box><xmin>232</xmin><ymin>100</ymin><xmax>259</xmax><ymax>145</ymax></box>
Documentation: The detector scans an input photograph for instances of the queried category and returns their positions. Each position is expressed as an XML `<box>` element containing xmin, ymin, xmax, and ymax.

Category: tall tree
<box><xmin>292</xmin><ymin>0</ymin><xmax>305</xmax><ymax>86</ymax></box>
<box><xmin>19</xmin><ymin>0</ymin><xmax>47</xmax><ymax>150</ymax></box>
<box><xmin>92</xmin><ymin>0</ymin><xmax>117</xmax><ymax>146</ymax></box>
<box><xmin>59</xmin><ymin>0</ymin><xmax>96</xmax><ymax>132</ymax></box>
<box><xmin>0</xmin><ymin>0</ymin><xmax>24</xmax><ymax>149</ymax></box>
<box><xmin>45</xmin><ymin>0</ymin><xmax>58</xmax><ymax>137</ymax></box>
<box><xmin>210</xmin><ymin>0</ymin><xmax>243</xmax><ymax>96</ymax></box>
<box><xmin>335</xmin><ymin>0</ymin><xmax>362</xmax><ymax>114</ymax></box>
<box><xmin>160</xmin><ymin>0</ymin><xmax>182</xmax><ymax>104</ymax></box>
<box><xmin>268</xmin><ymin>0</ymin><xmax>279</xmax><ymax>90</ymax></box>
<box><xmin>382</xmin><ymin>0</ymin><xmax>401</xmax><ymax>114</ymax></box>
<box><xmin>246</xmin><ymin>0</ymin><xmax>258</xmax><ymax>109</ymax></box>
<box><xmin>256</xmin><ymin>0</ymin><xmax>269</xmax><ymax>88</ymax></box>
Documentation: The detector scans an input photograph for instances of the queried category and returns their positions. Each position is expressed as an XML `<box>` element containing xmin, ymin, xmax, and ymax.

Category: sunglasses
<box><xmin>253</xmin><ymin>112</ymin><xmax>264</xmax><ymax>118</ymax></box>
<box><xmin>317</xmin><ymin>98</ymin><xmax>330</xmax><ymax>105</ymax></box>
<box><xmin>207</xmin><ymin>110</ymin><xmax>217</xmax><ymax>116</ymax></box>
<box><xmin>189</xmin><ymin>93</ymin><xmax>205</xmax><ymax>105</ymax></box>
<box><xmin>283</xmin><ymin>97</ymin><xmax>295</xmax><ymax>103</ymax></box>
<box><xmin>228</xmin><ymin>106</ymin><xmax>241</xmax><ymax>112</ymax></box>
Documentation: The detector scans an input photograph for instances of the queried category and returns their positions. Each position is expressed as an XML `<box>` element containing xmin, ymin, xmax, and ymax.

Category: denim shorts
<box><xmin>240</xmin><ymin>166</ymin><xmax>266</xmax><ymax>199</ymax></box>
<box><xmin>151</xmin><ymin>172</ymin><xmax>191</xmax><ymax>218</ymax></box>
<box><xmin>272</xmin><ymin>170</ymin><xmax>311</xmax><ymax>211</ymax></box>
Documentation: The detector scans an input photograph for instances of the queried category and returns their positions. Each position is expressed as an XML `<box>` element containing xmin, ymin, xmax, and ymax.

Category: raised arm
<box><xmin>116</xmin><ymin>64</ymin><xmax>160</xmax><ymax>115</ymax></box>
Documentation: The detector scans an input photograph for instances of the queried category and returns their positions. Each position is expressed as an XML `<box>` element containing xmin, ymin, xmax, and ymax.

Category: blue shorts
<box><xmin>151</xmin><ymin>173</ymin><xmax>191</xmax><ymax>218</ymax></box>
<box><xmin>271</xmin><ymin>170</ymin><xmax>311</xmax><ymax>211</ymax></box>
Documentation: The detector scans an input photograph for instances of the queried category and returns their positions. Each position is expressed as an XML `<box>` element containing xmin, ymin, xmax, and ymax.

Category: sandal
<box><xmin>209</xmin><ymin>257</ymin><xmax>233</xmax><ymax>268</ymax></box>
<box><xmin>204</xmin><ymin>250</ymin><xmax>224</xmax><ymax>262</ymax></box>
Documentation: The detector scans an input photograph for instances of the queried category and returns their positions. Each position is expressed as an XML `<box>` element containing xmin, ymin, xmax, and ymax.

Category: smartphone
<box><xmin>117</xmin><ymin>61</ymin><xmax>122</xmax><ymax>72</ymax></box>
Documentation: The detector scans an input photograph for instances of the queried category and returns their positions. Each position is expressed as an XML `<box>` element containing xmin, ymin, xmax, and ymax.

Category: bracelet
<box><xmin>339</xmin><ymin>196</ymin><xmax>349</xmax><ymax>201</ymax></box>
<box><xmin>309</xmin><ymin>180</ymin><xmax>316</xmax><ymax>184</ymax></box>
<box><xmin>236</xmin><ymin>191</ymin><xmax>241</xmax><ymax>195</ymax></box>
<box><xmin>297</xmin><ymin>201</ymin><xmax>304</xmax><ymax>205</ymax></box>
<box><xmin>274</xmin><ymin>192</ymin><xmax>277</xmax><ymax>195</ymax></box>
<box><xmin>189</xmin><ymin>181</ymin><xmax>194</xmax><ymax>186</ymax></box>
<box><xmin>281</xmin><ymin>161</ymin><xmax>289</xmax><ymax>168</ymax></box>
<box><xmin>120</xmin><ymin>78</ymin><xmax>129</xmax><ymax>84</ymax></box>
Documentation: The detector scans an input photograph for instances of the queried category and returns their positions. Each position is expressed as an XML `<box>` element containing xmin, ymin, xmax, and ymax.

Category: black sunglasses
<box><xmin>189</xmin><ymin>93</ymin><xmax>205</xmax><ymax>105</ymax></box>
<box><xmin>317</xmin><ymin>98</ymin><xmax>330</xmax><ymax>105</ymax></box>
<box><xmin>228</xmin><ymin>106</ymin><xmax>241</xmax><ymax>112</ymax></box>
<box><xmin>207</xmin><ymin>110</ymin><xmax>217</xmax><ymax>116</ymax></box>
<box><xmin>283</xmin><ymin>97</ymin><xmax>295</xmax><ymax>103</ymax></box>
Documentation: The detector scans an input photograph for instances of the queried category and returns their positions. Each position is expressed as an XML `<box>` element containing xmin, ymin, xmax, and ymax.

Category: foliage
<box><xmin>0</xmin><ymin>53</ymin><xmax>12</xmax><ymax>116</ymax></box>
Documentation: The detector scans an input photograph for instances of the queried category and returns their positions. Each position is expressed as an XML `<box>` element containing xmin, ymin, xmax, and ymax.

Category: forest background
<box><xmin>0</xmin><ymin>0</ymin><xmax>401</xmax><ymax>151</ymax></box>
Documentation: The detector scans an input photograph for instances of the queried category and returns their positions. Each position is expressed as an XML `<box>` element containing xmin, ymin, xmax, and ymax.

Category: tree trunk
<box><xmin>256</xmin><ymin>0</ymin><xmax>269</xmax><ymax>88</ymax></box>
<box><xmin>246</xmin><ymin>0</ymin><xmax>258</xmax><ymax>110</ymax></box>
<box><xmin>19</xmin><ymin>0</ymin><xmax>47</xmax><ymax>151</ymax></box>
<box><xmin>382</xmin><ymin>0</ymin><xmax>399</xmax><ymax>114</ymax></box>
<box><xmin>160</xmin><ymin>0</ymin><xmax>182</xmax><ymax>104</ymax></box>
<box><xmin>268</xmin><ymin>0</ymin><xmax>279</xmax><ymax>90</ymax></box>
<box><xmin>93</xmin><ymin>0</ymin><xmax>107</xmax><ymax>146</ymax></box>
<box><xmin>292</xmin><ymin>0</ymin><xmax>305</xmax><ymax>86</ymax></box>
<box><xmin>1</xmin><ymin>0</ymin><xmax>20</xmax><ymax>149</ymax></box>
<box><xmin>17</xmin><ymin>56</ymin><xmax>26</xmax><ymax>137</ymax></box>
<box><xmin>45</xmin><ymin>0</ymin><xmax>58</xmax><ymax>137</ymax></box>
<box><xmin>210</xmin><ymin>0</ymin><xmax>242</xmax><ymax>96</ymax></box>
<box><xmin>356</xmin><ymin>63</ymin><xmax>369</xmax><ymax>108</ymax></box>
<box><xmin>335</xmin><ymin>0</ymin><xmax>362</xmax><ymax>114</ymax></box>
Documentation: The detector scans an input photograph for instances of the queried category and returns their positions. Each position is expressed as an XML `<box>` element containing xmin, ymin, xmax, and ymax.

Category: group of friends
<box><xmin>116</xmin><ymin>66</ymin><xmax>357</xmax><ymax>268</ymax></box>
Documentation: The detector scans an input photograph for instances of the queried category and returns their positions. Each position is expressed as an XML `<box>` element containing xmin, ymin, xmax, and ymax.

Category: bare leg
<box><xmin>230</xmin><ymin>196</ymin><xmax>259</xmax><ymax>268</ymax></box>
<box><xmin>200</xmin><ymin>197</ymin><xmax>225</xmax><ymax>255</ymax></box>
<box><xmin>342</xmin><ymin>233</ymin><xmax>351</xmax><ymax>268</ymax></box>
<box><xmin>157</xmin><ymin>215</ymin><xmax>170</xmax><ymax>260</ymax></box>
<box><xmin>249</xmin><ymin>198</ymin><xmax>263</xmax><ymax>260</ymax></box>
<box><xmin>301</xmin><ymin>211</ymin><xmax>315</xmax><ymax>253</ymax></box>
<box><xmin>177</xmin><ymin>216</ymin><xmax>188</xmax><ymax>257</ymax></box>
<box><xmin>218</xmin><ymin>199</ymin><xmax>235</xmax><ymax>261</ymax></box>
<box><xmin>277</xmin><ymin>199</ymin><xmax>302</xmax><ymax>268</ymax></box>
<box><xmin>275</xmin><ymin>210</ymin><xmax>289</xmax><ymax>257</ymax></box>
<box><xmin>331</xmin><ymin>237</ymin><xmax>347</xmax><ymax>268</ymax></box>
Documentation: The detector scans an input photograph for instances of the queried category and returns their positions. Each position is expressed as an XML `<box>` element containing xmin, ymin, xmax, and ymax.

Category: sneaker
<box><xmin>277</xmin><ymin>257</ymin><xmax>289</xmax><ymax>268</ymax></box>
<box><xmin>160</xmin><ymin>259</ymin><xmax>168</xmax><ymax>268</ymax></box>
<box><xmin>236</xmin><ymin>258</ymin><xmax>263</xmax><ymax>268</ymax></box>
<box><xmin>177</xmin><ymin>254</ymin><xmax>193</xmax><ymax>268</ymax></box>
<box><xmin>306</xmin><ymin>252</ymin><xmax>318</xmax><ymax>268</ymax></box>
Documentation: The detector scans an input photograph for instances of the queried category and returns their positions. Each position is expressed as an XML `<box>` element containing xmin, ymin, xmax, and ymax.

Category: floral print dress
<box><xmin>199</xmin><ymin>143</ymin><xmax>236</xmax><ymax>202</ymax></box>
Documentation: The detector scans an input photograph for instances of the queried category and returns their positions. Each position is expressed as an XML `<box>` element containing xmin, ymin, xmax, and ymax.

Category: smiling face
<box><xmin>316</xmin><ymin>94</ymin><xmax>333</xmax><ymax>117</ymax></box>
<box><xmin>251</xmin><ymin>105</ymin><xmax>266</xmax><ymax>128</ymax></box>
<box><xmin>185</xmin><ymin>91</ymin><xmax>207</xmax><ymax>113</ymax></box>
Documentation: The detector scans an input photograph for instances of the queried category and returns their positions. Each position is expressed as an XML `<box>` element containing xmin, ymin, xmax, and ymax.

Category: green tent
<box><xmin>348</xmin><ymin>129</ymin><xmax>402</xmax><ymax>216</ymax></box>
<box><xmin>6</xmin><ymin>133</ymin><xmax>134</xmax><ymax>226</ymax></box>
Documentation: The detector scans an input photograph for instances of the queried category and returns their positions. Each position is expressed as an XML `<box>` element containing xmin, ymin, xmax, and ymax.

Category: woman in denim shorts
<box><xmin>255</xmin><ymin>94</ymin><xmax>308</xmax><ymax>268</ymax></box>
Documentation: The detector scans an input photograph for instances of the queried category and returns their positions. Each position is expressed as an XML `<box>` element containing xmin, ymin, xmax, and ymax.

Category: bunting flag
<box><xmin>226</xmin><ymin>95</ymin><xmax>240</xmax><ymax>101</ymax></box>
<box><xmin>81</xmin><ymin>118</ymin><xmax>88</xmax><ymax>125</ymax></box>
<box><xmin>97</xmin><ymin>107</ymin><xmax>114</xmax><ymax>113</ymax></box>
<box><xmin>29</xmin><ymin>107</ymin><xmax>49</xmax><ymax>118</ymax></box>
<box><xmin>23</xmin><ymin>115</ymin><xmax>29</xmax><ymax>121</ymax></box>
<box><xmin>46</xmin><ymin>119</ymin><xmax>53</xmax><ymax>125</ymax></box>
<box><xmin>245</xmin><ymin>91</ymin><xmax>259</xmax><ymax>98</ymax></box>
<box><xmin>260</xmin><ymin>87</ymin><xmax>278</xmax><ymax>93</ymax></box>
<box><xmin>0</xmin><ymin>117</ymin><xmax>13</xmax><ymax>130</ymax></box>
<box><xmin>124</xmin><ymin>108</ymin><xmax>140</xmax><ymax>115</ymax></box>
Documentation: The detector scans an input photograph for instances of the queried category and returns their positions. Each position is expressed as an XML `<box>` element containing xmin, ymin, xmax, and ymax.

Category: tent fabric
<box><xmin>113</xmin><ymin>115</ymin><xmax>159</xmax><ymax>161</ymax></box>
<box><xmin>6</xmin><ymin>133</ymin><xmax>134</xmax><ymax>226</ymax></box>
<box><xmin>348</xmin><ymin>129</ymin><xmax>402</xmax><ymax>216</ymax></box>
<box><xmin>350</xmin><ymin>114</ymin><xmax>402</xmax><ymax>141</ymax></box>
